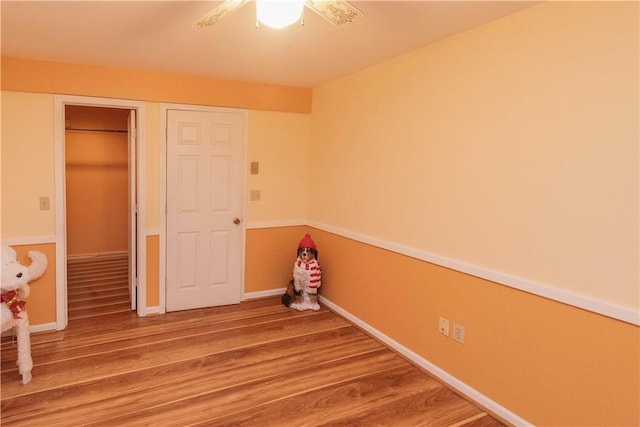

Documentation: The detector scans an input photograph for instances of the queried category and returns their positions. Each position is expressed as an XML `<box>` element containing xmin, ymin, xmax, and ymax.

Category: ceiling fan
<box><xmin>195</xmin><ymin>0</ymin><xmax>363</xmax><ymax>29</ymax></box>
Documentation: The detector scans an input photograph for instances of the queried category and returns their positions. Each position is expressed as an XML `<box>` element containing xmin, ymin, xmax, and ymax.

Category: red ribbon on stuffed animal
<box><xmin>1</xmin><ymin>290</ymin><xmax>26</xmax><ymax>319</ymax></box>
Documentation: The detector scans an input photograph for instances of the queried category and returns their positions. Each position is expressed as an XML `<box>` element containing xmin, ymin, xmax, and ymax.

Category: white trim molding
<box><xmin>308</xmin><ymin>221</ymin><xmax>640</xmax><ymax>326</ymax></box>
<box><xmin>245</xmin><ymin>220</ymin><xmax>307</xmax><ymax>230</ymax></box>
<box><xmin>319</xmin><ymin>296</ymin><xmax>533</xmax><ymax>427</ymax></box>
<box><xmin>1</xmin><ymin>235</ymin><xmax>57</xmax><ymax>246</ymax></box>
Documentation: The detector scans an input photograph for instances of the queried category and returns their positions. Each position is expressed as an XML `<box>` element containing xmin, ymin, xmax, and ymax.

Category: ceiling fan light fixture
<box><xmin>256</xmin><ymin>0</ymin><xmax>305</xmax><ymax>29</ymax></box>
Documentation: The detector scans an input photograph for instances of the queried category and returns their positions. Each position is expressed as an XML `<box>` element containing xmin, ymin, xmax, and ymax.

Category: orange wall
<box><xmin>1</xmin><ymin>56</ymin><xmax>311</xmax><ymax>114</ymax></box>
<box><xmin>146</xmin><ymin>235</ymin><xmax>159</xmax><ymax>307</ymax></box>
<box><xmin>309</xmin><ymin>228</ymin><xmax>639</xmax><ymax>426</ymax></box>
<box><xmin>65</xmin><ymin>107</ymin><xmax>129</xmax><ymax>256</ymax></box>
<box><xmin>245</xmin><ymin>226</ymin><xmax>308</xmax><ymax>293</ymax></box>
<box><xmin>65</xmin><ymin>105</ymin><xmax>130</xmax><ymax>131</ymax></box>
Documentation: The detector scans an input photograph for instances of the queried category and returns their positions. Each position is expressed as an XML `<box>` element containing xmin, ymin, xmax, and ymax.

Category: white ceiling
<box><xmin>1</xmin><ymin>1</ymin><xmax>539</xmax><ymax>88</ymax></box>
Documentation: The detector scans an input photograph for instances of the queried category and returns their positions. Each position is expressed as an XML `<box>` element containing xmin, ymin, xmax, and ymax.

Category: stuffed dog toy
<box><xmin>1</xmin><ymin>245</ymin><xmax>47</xmax><ymax>384</ymax></box>
<box><xmin>282</xmin><ymin>234</ymin><xmax>321</xmax><ymax>311</ymax></box>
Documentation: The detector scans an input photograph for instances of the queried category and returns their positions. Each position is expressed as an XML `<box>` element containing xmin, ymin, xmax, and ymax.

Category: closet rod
<box><xmin>65</xmin><ymin>127</ymin><xmax>127</xmax><ymax>133</ymax></box>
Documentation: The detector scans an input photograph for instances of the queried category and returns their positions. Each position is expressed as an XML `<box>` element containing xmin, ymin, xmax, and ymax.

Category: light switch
<box><xmin>250</xmin><ymin>190</ymin><xmax>261</xmax><ymax>201</ymax></box>
<box><xmin>39</xmin><ymin>196</ymin><xmax>50</xmax><ymax>211</ymax></box>
<box><xmin>250</xmin><ymin>162</ymin><xmax>259</xmax><ymax>174</ymax></box>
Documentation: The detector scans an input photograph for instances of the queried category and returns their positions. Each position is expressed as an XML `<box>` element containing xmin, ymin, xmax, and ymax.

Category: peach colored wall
<box><xmin>145</xmin><ymin>103</ymin><xmax>161</xmax><ymax>231</ymax></box>
<box><xmin>310</xmin><ymin>1</ymin><xmax>639</xmax><ymax>310</ymax></box>
<box><xmin>0</xmin><ymin>54</ymin><xmax>310</xmax><ymax>235</ymax></box>
<box><xmin>65</xmin><ymin>107</ymin><xmax>129</xmax><ymax>256</ymax></box>
<box><xmin>1</xmin><ymin>92</ymin><xmax>56</xmax><ymax>238</ymax></box>
<box><xmin>311</xmin><ymin>228</ymin><xmax>639</xmax><ymax>426</ymax></box>
<box><xmin>246</xmin><ymin>111</ymin><xmax>309</xmax><ymax>223</ymax></box>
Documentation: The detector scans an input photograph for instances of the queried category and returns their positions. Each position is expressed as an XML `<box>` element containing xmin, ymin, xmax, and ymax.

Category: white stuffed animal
<box><xmin>1</xmin><ymin>245</ymin><xmax>47</xmax><ymax>384</ymax></box>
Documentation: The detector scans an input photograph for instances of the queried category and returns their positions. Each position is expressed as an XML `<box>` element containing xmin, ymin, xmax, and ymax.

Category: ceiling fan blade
<box><xmin>194</xmin><ymin>0</ymin><xmax>251</xmax><ymax>28</ymax></box>
<box><xmin>305</xmin><ymin>0</ymin><xmax>363</xmax><ymax>27</ymax></box>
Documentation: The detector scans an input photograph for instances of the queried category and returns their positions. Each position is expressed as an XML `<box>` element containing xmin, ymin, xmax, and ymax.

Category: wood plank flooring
<box><xmin>67</xmin><ymin>256</ymin><xmax>131</xmax><ymax>320</ymax></box>
<box><xmin>2</xmin><ymin>260</ymin><xmax>506</xmax><ymax>426</ymax></box>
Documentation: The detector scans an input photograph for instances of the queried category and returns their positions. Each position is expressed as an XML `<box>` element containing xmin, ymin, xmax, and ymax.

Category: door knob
<box><xmin>233</xmin><ymin>218</ymin><xmax>241</xmax><ymax>225</ymax></box>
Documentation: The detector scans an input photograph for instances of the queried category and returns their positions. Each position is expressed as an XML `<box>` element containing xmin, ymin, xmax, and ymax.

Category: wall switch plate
<box><xmin>250</xmin><ymin>190</ymin><xmax>261</xmax><ymax>201</ymax></box>
<box><xmin>453</xmin><ymin>323</ymin><xmax>465</xmax><ymax>344</ymax></box>
<box><xmin>39</xmin><ymin>196</ymin><xmax>50</xmax><ymax>210</ymax></box>
<box><xmin>250</xmin><ymin>162</ymin><xmax>259</xmax><ymax>174</ymax></box>
<box><xmin>438</xmin><ymin>317</ymin><xmax>450</xmax><ymax>336</ymax></box>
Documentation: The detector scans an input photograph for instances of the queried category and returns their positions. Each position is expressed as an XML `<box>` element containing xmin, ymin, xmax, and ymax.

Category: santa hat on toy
<box><xmin>298</xmin><ymin>233</ymin><xmax>317</xmax><ymax>250</ymax></box>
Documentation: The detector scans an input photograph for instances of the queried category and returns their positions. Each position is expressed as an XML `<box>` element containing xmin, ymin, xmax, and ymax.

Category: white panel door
<box><xmin>166</xmin><ymin>109</ymin><xmax>245</xmax><ymax>311</ymax></box>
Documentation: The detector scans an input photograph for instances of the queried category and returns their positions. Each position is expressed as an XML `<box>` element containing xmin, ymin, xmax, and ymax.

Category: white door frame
<box><xmin>54</xmin><ymin>95</ymin><xmax>147</xmax><ymax>330</ymax></box>
<box><xmin>159</xmin><ymin>103</ymin><xmax>248</xmax><ymax>314</ymax></box>
<box><xmin>127</xmin><ymin>110</ymin><xmax>138</xmax><ymax>310</ymax></box>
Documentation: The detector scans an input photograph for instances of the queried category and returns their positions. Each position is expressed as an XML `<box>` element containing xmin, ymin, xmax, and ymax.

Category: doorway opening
<box><xmin>54</xmin><ymin>95</ymin><xmax>147</xmax><ymax>330</ymax></box>
<box><xmin>64</xmin><ymin>106</ymin><xmax>134</xmax><ymax>320</ymax></box>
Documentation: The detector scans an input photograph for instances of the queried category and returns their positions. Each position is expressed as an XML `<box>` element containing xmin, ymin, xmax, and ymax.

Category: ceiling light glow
<box><xmin>256</xmin><ymin>0</ymin><xmax>305</xmax><ymax>29</ymax></box>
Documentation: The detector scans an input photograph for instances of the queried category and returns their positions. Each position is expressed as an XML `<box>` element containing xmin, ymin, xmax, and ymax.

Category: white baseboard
<box><xmin>319</xmin><ymin>295</ymin><xmax>533</xmax><ymax>427</ymax></box>
<box><xmin>142</xmin><ymin>306</ymin><xmax>164</xmax><ymax>316</ymax></box>
<box><xmin>243</xmin><ymin>288</ymin><xmax>286</xmax><ymax>300</ymax></box>
<box><xmin>31</xmin><ymin>322</ymin><xmax>57</xmax><ymax>334</ymax></box>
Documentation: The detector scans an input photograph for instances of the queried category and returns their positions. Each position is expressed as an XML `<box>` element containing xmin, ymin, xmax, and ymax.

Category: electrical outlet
<box><xmin>249</xmin><ymin>190</ymin><xmax>261</xmax><ymax>201</ymax></box>
<box><xmin>453</xmin><ymin>323</ymin><xmax>465</xmax><ymax>344</ymax></box>
<box><xmin>438</xmin><ymin>317</ymin><xmax>450</xmax><ymax>336</ymax></box>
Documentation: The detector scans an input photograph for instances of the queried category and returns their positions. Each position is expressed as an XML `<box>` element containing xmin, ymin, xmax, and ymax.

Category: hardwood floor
<box><xmin>2</xmin><ymin>268</ymin><xmax>506</xmax><ymax>426</ymax></box>
<box><xmin>67</xmin><ymin>256</ymin><xmax>131</xmax><ymax>320</ymax></box>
